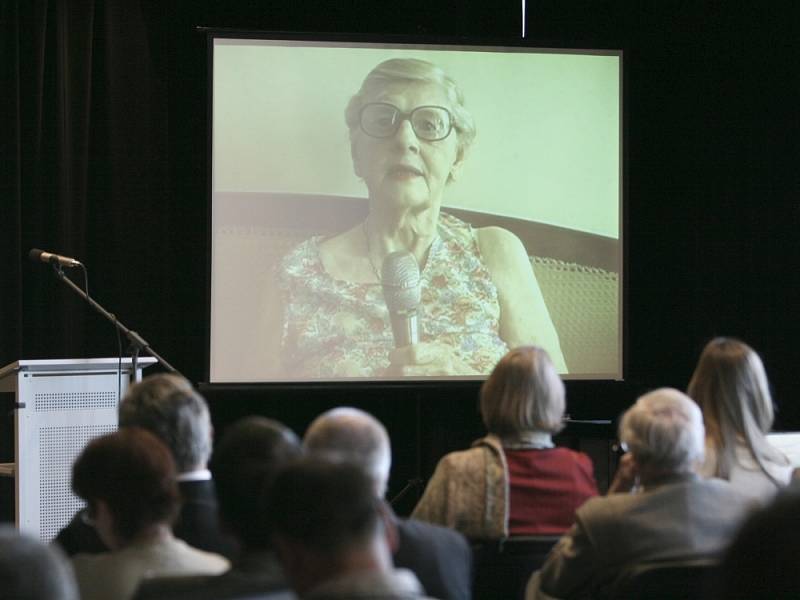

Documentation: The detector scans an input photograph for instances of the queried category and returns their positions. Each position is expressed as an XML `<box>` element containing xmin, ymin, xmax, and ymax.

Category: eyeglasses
<box><xmin>359</xmin><ymin>103</ymin><xmax>454</xmax><ymax>142</ymax></box>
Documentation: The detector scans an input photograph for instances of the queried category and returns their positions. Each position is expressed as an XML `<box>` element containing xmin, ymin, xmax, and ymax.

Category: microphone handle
<box><xmin>389</xmin><ymin>309</ymin><xmax>419</xmax><ymax>348</ymax></box>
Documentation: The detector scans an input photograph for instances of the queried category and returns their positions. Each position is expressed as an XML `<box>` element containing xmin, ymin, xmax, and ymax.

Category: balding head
<box><xmin>304</xmin><ymin>408</ymin><xmax>391</xmax><ymax>498</ymax></box>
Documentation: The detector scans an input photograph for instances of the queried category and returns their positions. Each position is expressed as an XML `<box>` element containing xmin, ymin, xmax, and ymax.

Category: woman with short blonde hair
<box><xmin>413</xmin><ymin>346</ymin><xmax>595</xmax><ymax>540</ymax></box>
<box><xmin>480</xmin><ymin>346</ymin><xmax>566</xmax><ymax>436</ymax></box>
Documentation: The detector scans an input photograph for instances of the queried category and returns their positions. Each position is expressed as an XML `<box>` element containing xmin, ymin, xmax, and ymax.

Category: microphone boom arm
<box><xmin>50</xmin><ymin>264</ymin><xmax>182</xmax><ymax>377</ymax></box>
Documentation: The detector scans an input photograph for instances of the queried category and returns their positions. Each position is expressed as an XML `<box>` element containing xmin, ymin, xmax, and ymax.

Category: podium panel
<box><xmin>0</xmin><ymin>358</ymin><xmax>156</xmax><ymax>540</ymax></box>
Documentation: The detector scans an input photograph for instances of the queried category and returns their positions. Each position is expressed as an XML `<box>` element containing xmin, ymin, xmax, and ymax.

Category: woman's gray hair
<box><xmin>480</xmin><ymin>346</ymin><xmax>566</xmax><ymax>436</ymax></box>
<box><xmin>345</xmin><ymin>58</ymin><xmax>477</xmax><ymax>170</ymax></box>
<box><xmin>619</xmin><ymin>388</ymin><xmax>705</xmax><ymax>473</ymax></box>
<box><xmin>687</xmin><ymin>337</ymin><xmax>787</xmax><ymax>484</ymax></box>
<box><xmin>118</xmin><ymin>374</ymin><xmax>212</xmax><ymax>472</ymax></box>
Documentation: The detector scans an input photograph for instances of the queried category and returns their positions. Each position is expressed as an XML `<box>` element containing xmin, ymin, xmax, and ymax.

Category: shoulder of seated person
<box><xmin>400</xmin><ymin>517</ymin><xmax>469</xmax><ymax>543</ymax></box>
<box><xmin>576</xmin><ymin>488</ymin><xmax>641</xmax><ymax>518</ymax></box>
<box><xmin>475</xmin><ymin>226</ymin><xmax>521</xmax><ymax>250</ymax></box>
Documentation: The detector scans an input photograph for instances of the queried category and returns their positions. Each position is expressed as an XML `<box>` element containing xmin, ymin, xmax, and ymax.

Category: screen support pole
<box><xmin>522</xmin><ymin>0</ymin><xmax>527</xmax><ymax>38</ymax></box>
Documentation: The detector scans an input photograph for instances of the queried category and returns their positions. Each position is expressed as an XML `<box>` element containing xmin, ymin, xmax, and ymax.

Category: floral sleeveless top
<box><xmin>277</xmin><ymin>212</ymin><xmax>508</xmax><ymax>378</ymax></box>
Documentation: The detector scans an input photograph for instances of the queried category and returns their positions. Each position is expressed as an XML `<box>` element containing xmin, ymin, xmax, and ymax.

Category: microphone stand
<box><xmin>389</xmin><ymin>478</ymin><xmax>424</xmax><ymax>507</ymax></box>
<box><xmin>50</xmin><ymin>263</ymin><xmax>183</xmax><ymax>379</ymax></box>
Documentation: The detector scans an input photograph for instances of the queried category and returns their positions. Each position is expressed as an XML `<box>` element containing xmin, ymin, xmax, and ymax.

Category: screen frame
<box><xmin>203</xmin><ymin>28</ymin><xmax>626</xmax><ymax>386</ymax></box>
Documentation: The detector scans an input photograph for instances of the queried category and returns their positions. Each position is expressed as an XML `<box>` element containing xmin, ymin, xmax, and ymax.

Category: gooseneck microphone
<box><xmin>381</xmin><ymin>250</ymin><xmax>421</xmax><ymax>348</ymax></box>
<box><xmin>28</xmin><ymin>248</ymin><xmax>83</xmax><ymax>268</ymax></box>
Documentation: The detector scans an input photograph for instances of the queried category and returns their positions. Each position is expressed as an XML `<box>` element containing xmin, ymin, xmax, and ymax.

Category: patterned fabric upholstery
<box><xmin>532</xmin><ymin>257</ymin><xmax>619</xmax><ymax>375</ymax></box>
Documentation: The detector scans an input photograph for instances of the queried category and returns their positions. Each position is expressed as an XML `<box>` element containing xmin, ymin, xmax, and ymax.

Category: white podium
<box><xmin>0</xmin><ymin>358</ymin><xmax>156</xmax><ymax>540</ymax></box>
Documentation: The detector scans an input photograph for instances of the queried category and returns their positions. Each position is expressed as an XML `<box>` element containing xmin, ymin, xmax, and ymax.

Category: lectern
<box><xmin>0</xmin><ymin>358</ymin><xmax>156</xmax><ymax>541</ymax></box>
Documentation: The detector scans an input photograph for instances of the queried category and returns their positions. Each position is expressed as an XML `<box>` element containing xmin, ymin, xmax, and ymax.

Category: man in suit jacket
<box><xmin>55</xmin><ymin>374</ymin><xmax>237</xmax><ymax>560</ymax></box>
<box><xmin>304</xmin><ymin>407</ymin><xmax>473</xmax><ymax>600</ymax></box>
<box><xmin>526</xmin><ymin>388</ymin><xmax>756</xmax><ymax>600</ymax></box>
<box><xmin>270</xmin><ymin>457</ymin><xmax>435</xmax><ymax>599</ymax></box>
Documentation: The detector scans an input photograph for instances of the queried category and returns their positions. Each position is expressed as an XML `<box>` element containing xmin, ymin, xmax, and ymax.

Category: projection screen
<box><xmin>209</xmin><ymin>36</ymin><xmax>622</xmax><ymax>382</ymax></box>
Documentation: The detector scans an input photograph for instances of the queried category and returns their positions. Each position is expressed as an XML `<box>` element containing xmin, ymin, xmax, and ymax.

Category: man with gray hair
<box><xmin>55</xmin><ymin>374</ymin><xmax>236</xmax><ymax>559</ymax></box>
<box><xmin>304</xmin><ymin>407</ymin><xmax>472</xmax><ymax>600</ymax></box>
<box><xmin>525</xmin><ymin>388</ymin><xmax>755</xmax><ymax>600</ymax></box>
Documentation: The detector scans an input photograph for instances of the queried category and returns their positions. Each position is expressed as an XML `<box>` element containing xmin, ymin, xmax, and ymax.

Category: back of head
<box><xmin>303</xmin><ymin>407</ymin><xmax>391</xmax><ymax>497</ymax></box>
<box><xmin>480</xmin><ymin>346</ymin><xmax>565</xmax><ymax>437</ymax></box>
<box><xmin>72</xmin><ymin>428</ymin><xmax>180</xmax><ymax>543</ymax></box>
<box><xmin>209</xmin><ymin>416</ymin><xmax>302</xmax><ymax>548</ymax></box>
<box><xmin>687</xmin><ymin>337</ymin><xmax>782</xmax><ymax>478</ymax></box>
<box><xmin>619</xmin><ymin>388</ymin><xmax>705</xmax><ymax>474</ymax></box>
<box><xmin>268</xmin><ymin>456</ymin><xmax>382</xmax><ymax>556</ymax></box>
<box><xmin>718</xmin><ymin>488</ymin><xmax>800</xmax><ymax>599</ymax></box>
<box><xmin>118</xmin><ymin>374</ymin><xmax>212</xmax><ymax>472</ymax></box>
<box><xmin>0</xmin><ymin>526</ymin><xmax>78</xmax><ymax>600</ymax></box>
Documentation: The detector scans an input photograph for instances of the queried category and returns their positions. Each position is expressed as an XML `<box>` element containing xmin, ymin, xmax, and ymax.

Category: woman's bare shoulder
<box><xmin>475</xmin><ymin>226</ymin><xmax>530</xmax><ymax>271</ymax></box>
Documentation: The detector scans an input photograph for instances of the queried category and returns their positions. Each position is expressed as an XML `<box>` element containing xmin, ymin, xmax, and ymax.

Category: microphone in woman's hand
<box><xmin>381</xmin><ymin>251</ymin><xmax>421</xmax><ymax>348</ymax></box>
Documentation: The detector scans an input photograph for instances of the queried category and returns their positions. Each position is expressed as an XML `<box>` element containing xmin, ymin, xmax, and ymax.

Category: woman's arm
<box><xmin>476</xmin><ymin>226</ymin><xmax>568</xmax><ymax>373</ymax></box>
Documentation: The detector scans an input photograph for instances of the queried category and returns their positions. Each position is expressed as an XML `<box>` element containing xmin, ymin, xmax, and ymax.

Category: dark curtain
<box><xmin>1</xmin><ymin>0</ymin><xmax>798</xmax><ymax>425</ymax></box>
<box><xmin>1</xmin><ymin>0</ymin><xmax>208</xmax><ymax>380</ymax></box>
<box><xmin>0</xmin><ymin>0</ymin><xmax>519</xmax><ymax>382</ymax></box>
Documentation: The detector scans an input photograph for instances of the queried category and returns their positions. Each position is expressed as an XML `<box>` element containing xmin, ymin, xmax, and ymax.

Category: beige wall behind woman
<box><xmin>213</xmin><ymin>40</ymin><xmax>620</xmax><ymax>238</ymax></box>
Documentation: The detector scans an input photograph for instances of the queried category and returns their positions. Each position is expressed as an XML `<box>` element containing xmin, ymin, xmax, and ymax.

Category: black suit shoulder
<box><xmin>395</xmin><ymin>517</ymin><xmax>472</xmax><ymax>600</ymax></box>
<box><xmin>175</xmin><ymin>479</ymin><xmax>239</xmax><ymax>560</ymax></box>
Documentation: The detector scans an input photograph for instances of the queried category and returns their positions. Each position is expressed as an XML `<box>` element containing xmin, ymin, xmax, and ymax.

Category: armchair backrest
<box><xmin>472</xmin><ymin>535</ymin><xmax>561</xmax><ymax>600</ymax></box>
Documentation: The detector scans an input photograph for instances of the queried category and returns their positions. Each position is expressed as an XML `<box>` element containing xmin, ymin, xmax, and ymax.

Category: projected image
<box><xmin>210</xmin><ymin>40</ymin><xmax>621</xmax><ymax>382</ymax></box>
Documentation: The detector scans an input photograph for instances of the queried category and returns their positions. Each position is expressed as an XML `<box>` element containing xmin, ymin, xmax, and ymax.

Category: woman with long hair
<box><xmin>688</xmin><ymin>337</ymin><xmax>792</xmax><ymax>502</ymax></box>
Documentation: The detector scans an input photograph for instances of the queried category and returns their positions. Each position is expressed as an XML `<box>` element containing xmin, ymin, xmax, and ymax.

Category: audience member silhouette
<box><xmin>269</xmin><ymin>457</ymin><xmax>436</xmax><ymax>599</ymax></box>
<box><xmin>526</xmin><ymin>388</ymin><xmax>755</xmax><ymax>600</ymax></box>
<box><xmin>0</xmin><ymin>525</ymin><xmax>79</xmax><ymax>600</ymax></box>
<box><xmin>413</xmin><ymin>346</ymin><xmax>597</xmax><ymax>540</ymax></box>
<box><xmin>54</xmin><ymin>374</ymin><xmax>237</xmax><ymax>559</ymax></box>
<box><xmin>688</xmin><ymin>337</ymin><xmax>792</xmax><ymax>503</ymax></box>
<box><xmin>717</xmin><ymin>485</ymin><xmax>800</xmax><ymax>599</ymax></box>
<box><xmin>70</xmin><ymin>428</ymin><xmax>228</xmax><ymax>600</ymax></box>
<box><xmin>304</xmin><ymin>407</ymin><xmax>472</xmax><ymax>599</ymax></box>
<box><xmin>132</xmin><ymin>416</ymin><xmax>301</xmax><ymax>600</ymax></box>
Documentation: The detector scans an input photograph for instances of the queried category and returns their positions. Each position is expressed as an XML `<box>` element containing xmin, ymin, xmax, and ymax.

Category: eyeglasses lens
<box><xmin>361</xmin><ymin>104</ymin><xmax>451</xmax><ymax>141</ymax></box>
<box><xmin>411</xmin><ymin>107</ymin><xmax>451</xmax><ymax>141</ymax></box>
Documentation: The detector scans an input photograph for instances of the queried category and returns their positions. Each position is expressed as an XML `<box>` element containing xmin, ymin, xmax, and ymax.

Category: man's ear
<box><xmin>378</xmin><ymin>501</ymin><xmax>399</xmax><ymax>554</ymax></box>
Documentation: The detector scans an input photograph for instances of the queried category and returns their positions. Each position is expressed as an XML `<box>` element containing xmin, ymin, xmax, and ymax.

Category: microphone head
<box><xmin>28</xmin><ymin>248</ymin><xmax>44</xmax><ymax>262</ymax></box>
<box><xmin>381</xmin><ymin>251</ymin><xmax>421</xmax><ymax>313</ymax></box>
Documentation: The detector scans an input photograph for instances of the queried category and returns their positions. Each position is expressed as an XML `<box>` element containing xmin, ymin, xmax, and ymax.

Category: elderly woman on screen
<box><xmin>687</xmin><ymin>337</ymin><xmax>792</xmax><ymax>503</ymax></box>
<box><xmin>278</xmin><ymin>58</ymin><xmax>565</xmax><ymax>378</ymax></box>
<box><xmin>412</xmin><ymin>346</ymin><xmax>596</xmax><ymax>540</ymax></box>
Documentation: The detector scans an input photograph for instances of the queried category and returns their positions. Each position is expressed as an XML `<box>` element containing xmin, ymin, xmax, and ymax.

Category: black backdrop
<box><xmin>2</xmin><ymin>1</ymin><xmax>798</xmax><ymax>505</ymax></box>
